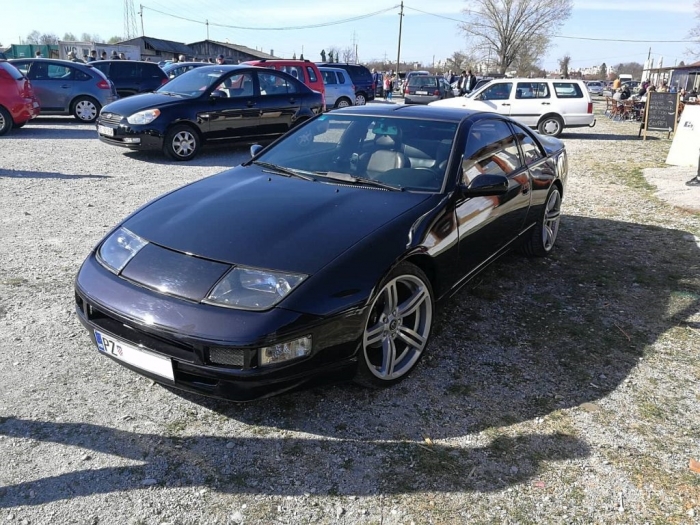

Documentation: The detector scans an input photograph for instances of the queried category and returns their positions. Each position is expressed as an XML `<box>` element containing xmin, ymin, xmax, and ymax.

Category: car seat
<box><xmin>359</xmin><ymin>128</ymin><xmax>410</xmax><ymax>178</ymax></box>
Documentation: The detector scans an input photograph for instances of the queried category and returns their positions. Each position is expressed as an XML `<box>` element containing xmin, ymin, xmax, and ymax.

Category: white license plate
<box><xmin>94</xmin><ymin>330</ymin><xmax>174</xmax><ymax>381</ymax></box>
<box><xmin>98</xmin><ymin>125</ymin><xmax>114</xmax><ymax>137</ymax></box>
<box><xmin>416</xmin><ymin>90</ymin><xmax>428</xmax><ymax>95</ymax></box>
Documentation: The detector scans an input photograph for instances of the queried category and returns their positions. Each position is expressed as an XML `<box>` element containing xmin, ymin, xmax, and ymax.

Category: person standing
<box><xmin>458</xmin><ymin>71</ymin><xmax>468</xmax><ymax>95</ymax></box>
<box><xmin>466</xmin><ymin>69</ymin><xmax>477</xmax><ymax>93</ymax></box>
<box><xmin>87</xmin><ymin>50</ymin><xmax>97</xmax><ymax>62</ymax></box>
<box><xmin>372</xmin><ymin>68</ymin><xmax>383</xmax><ymax>98</ymax></box>
<box><xmin>383</xmin><ymin>74</ymin><xmax>391</xmax><ymax>101</ymax></box>
<box><xmin>34</xmin><ymin>50</ymin><xmax>43</xmax><ymax>58</ymax></box>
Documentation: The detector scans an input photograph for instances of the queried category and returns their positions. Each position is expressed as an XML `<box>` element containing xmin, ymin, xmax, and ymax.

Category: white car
<box><xmin>429</xmin><ymin>78</ymin><xmax>596</xmax><ymax>137</ymax></box>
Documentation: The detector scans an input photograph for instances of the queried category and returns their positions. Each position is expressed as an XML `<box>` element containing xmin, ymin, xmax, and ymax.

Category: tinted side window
<box><xmin>306</xmin><ymin>66</ymin><xmax>318</xmax><ymax>83</ymax></box>
<box><xmin>337</xmin><ymin>72</ymin><xmax>346</xmax><ymax>84</ymax></box>
<box><xmin>258</xmin><ymin>71</ymin><xmax>297</xmax><ymax>95</ymax></box>
<box><xmin>31</xmin><ymin>63</ymin><xmax>74</xmax><ymax>81</ymax></box>
<box><xmin>92</xmin><ymin>63</ymin><xmax>109</xmax><ymax>75</ymax></box>
<box><xmin>112</xmin><ymin>62</ymin><xmax>138</xmax><ymax>79</ymax></box>
<box><xmin>481</xmin><ymin>82</ymin><xmax>512</xmax><ymax>100</ymax></box>
<box><xmin>462</xmin><ymin>120</ymin><xmax>522</xmax><ymax>183</ymax></box>
<box><xmin>9</xmin><ymin>61</ymin><xmax>29</xmax><ymax>76</ymax></box>
<box><xmin>511</xmin><ymin>123</ymin><xmax>544</xmax><ymax>165</ymax></box>
<box><xmin>515</xmin><ymin>82</ymin><xmax>549</xmax><ymax>99</ymax></box>
<box><xmin>321</xmin><ymin>70</ymin><xmax>337</xmax><ymax>85</ymax></box>
<box><xmin>278</xmin><ymin>65</ymin><xmax>303</xmax><ymax>82</ymax></box>
<box><xmin>74</xmin><ymin>69</ymin><xmax>91</xmax><ymax>81</ymax></box>
<box><xmin>553</xmin><ymin>82</ymin><xmax>583</xmax><ymax>98</ymax></box>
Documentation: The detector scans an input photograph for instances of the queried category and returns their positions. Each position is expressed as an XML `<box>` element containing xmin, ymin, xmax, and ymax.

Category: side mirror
<box><xmin>250</xmin><ymin>144</ymin><xmax>263</xmax><ymax>158</ymax></box>
<box><xmin>210</xmin><ymin>90</ymin><xmax>227</xmax><ymax>99</ymax></box>
<box><xmin>461</xmin><ymin>173</ymin><xmax>509</xmax><ymax>197</ymax></box>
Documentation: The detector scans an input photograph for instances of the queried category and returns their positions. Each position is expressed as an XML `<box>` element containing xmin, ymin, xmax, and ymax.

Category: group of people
<box><xmin>371</xmin><ymin>69</ymin><xmax>396</xmax><ymax>100</ymax></box>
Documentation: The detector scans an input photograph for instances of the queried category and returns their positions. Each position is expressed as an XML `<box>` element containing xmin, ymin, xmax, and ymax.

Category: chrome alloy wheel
<box><xmin>542</xmin><ymin>188</ymin><xmax>562</xmax><ymax>251</ymax></box>
<box><xmin>171</xmin><ymin>129</ymin><xmax>197</xmax><ymax>157</ymax></box>
<box><xmin>362</xmin><ymin>274</ymin><xmax>432</xmax><ymax>381</ymax></box>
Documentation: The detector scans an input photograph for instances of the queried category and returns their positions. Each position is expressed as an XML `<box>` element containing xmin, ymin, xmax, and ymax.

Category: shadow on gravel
<box><xmin>120</xmin><ymin>143</ymin><xmax>263</xmax><ymax>168</ymax></box>
<box><xmin>8</xmin><ymin>127</ymin><xmax>97</xmax><ymax>140</ymax></box>
<box><xmin>1</xmin><ymin>216</ymin><xmax>698</xmax><ymax>503</ymax></box>
<box><xmin>0</xmin><ymin>169</ymin><xmax>109</xmax><ymax>180</ymax></box>
<box><xmin>561</xmin><ymin>132</ymin><xmax>652</xmax><ymax>141</ymax></box>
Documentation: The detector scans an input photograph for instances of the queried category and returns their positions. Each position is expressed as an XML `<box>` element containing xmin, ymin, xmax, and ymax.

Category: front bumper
<box><xmin>74</xmin><ymin>254</ymin><xmax>364</xmax><ymax>401</ymax></box>
<box><xmin>96</xmin><ymin>116</ymin><xmax>165</xmax><ymax>150</ymax></box>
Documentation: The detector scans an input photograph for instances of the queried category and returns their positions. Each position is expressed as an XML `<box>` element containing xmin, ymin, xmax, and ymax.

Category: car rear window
<box><xmin>553</xmin><ymin>82</ymin><xmax>584</xmax><ymax>98</ymax></box>
<box><xmin>408</xmin><ymin>76</ymin><xmax>438</xmax><ymax>87</ymax></box>
<box><xmin>0</xmin><ymin>62</ymin><xmax>24</xmax><ymax>80</ymax></box>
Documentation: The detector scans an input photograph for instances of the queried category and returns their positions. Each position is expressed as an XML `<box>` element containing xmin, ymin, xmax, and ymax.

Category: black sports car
<box><xmin>75</xmin><ymin>105</ymin><xmax>567</xmax><ymax>401</ymax></box>
<box><xmin>96</xmin><ymin>65</ymin><xmax>324</xmax><ymax>160</ymax></box>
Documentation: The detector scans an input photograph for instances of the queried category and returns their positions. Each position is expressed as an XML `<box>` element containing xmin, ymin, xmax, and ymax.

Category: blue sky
<box><xmin>1</xmin><ymin>0</ymin><xmax>697</xmax><ymax>71</ymax></box>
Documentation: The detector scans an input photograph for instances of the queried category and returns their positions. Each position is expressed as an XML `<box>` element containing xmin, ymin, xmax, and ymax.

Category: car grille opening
<box><xmin>100</xmin><ymin>112</ymin><xmax>123</xmax><ymax>125</ymax></box>
<box><xmin>208</xmin><ymin>348</ymin><xmax>246</xmax><ymax>368</ymax></box>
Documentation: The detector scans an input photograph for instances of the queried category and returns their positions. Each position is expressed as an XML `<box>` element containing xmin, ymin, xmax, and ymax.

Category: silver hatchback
<box><xmin>318</xmin><ymin>67</ymin><xmax>355</xmax><ymax>109</ymax></box>
<box><xmin>9</xmin><ymin>58</ymin><xmax>118</xmax><ymax>122</ymax></box>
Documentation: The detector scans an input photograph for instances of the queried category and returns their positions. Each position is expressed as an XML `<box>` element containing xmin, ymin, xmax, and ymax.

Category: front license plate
<box><xmin>416</xmin><ymin>90</ymin><xmax>428</xmax><ymax>95</ymax></box>
<box><xmin>97</xmin><ymin>125</ymin><xmax>114</xmax><ymax>137</ymax></box>
<box><xmin>94</xmin><ymin>330</ymin><xmax>174</xmax><ymax>381</ymax></box>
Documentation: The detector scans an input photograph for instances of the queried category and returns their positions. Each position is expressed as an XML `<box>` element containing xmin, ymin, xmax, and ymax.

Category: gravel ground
<box><xmin>1</xmin><ymin>102</ymin><xmax>699</xmax><ymax>525</ymax></box>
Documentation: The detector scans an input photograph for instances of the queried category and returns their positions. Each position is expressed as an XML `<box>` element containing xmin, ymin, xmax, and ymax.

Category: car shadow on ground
<box><xmin>561</xmin><ymin>131</ymin><xmax>654</xmax><ymax>141</ymax></box>
<box><xmin>1</xmin><ymin>215</ymin><xmax>698</xmax><ymax>504</ymax></box>
<box><xmin>7</xmin><ymin>125</ymin><xmax>98</xmax><ymax>140</ymax></box>
<box><xmin>120</xmin><ymin>142</ymin><xmax>259</xmax><ymax>167</ymax></box>
<box><xmin>0</xmin><ymin>168</ymin><xmax>109</xmax><ymax>179</ymax></box>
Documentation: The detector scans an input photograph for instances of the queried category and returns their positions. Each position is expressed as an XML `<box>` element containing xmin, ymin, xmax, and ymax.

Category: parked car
<box><xmin>586</xmin><ymin>80</ymin><xmax>604</xmax><ymax>96</ymax></box>
<box><xmin>9</xmin><ymin>58</ymin><xmax>118</xmax><ymax>123</ymax></box>
<box><xmin>161</xmin><ymin>61</ymin><xmax>209</xmax><ymax>80</ymax></box>
<box><xmin>75</xmin><ymin>104</ymin><xmax>568</xmax><ymax>401</ymax></box>
<box><xmin>317</xmin><ymin>62</ymin><xmax>374</xmax><ymax>105</ymax></box>
<box><xmin>241</xmin><ymin>59</ymin><xmax>325</xmax><ymax>98</ymax></box>
<box><xmin>0</xmin><ymin>60</ymin><xmax>40</xmax><ymax>135</ymax></box>
<box><xmin>401</xmin><ymin>70</ymin><xmax>430</xmax><ymax>94</ymax></box>
<box><xmin>96</xmin><ymin>65</ymin><xmax>324</xmax><ymax>161</ymax></box>
<box><xmin>318</xmin><ymin>66</ymin><xmax>355</xmax><ymax>109</ymax></box>
<box><xmin>91</xmin><ymin>60</ymin><xmax>168</xmax><ymax>98</ymax></box>
<box><xmin>404</xmin><ymin>75</ymin><xmax>454</xmax><ymax>104</ymax></box>
<box><xmin>430</xmin><ymin>78</ymin><xmax>595</xmax><ymax>137</ymax></box>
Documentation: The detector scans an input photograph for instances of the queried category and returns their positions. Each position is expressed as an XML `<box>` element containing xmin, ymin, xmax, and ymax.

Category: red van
<box><xmin>242</xmin><ymin>59</ymin><xmax>326</xmax><ymax>98</ymax></box>
<box><xmin>0</xmin><ymin>60</ymin><xmax>40</xmax><ymax>135</ymax></box>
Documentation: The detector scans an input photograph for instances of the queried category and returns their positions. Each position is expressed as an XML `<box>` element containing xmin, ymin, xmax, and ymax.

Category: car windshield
<box><xmin>156</xmin><ymin>67</ymin><xmax>225</xmax><ymax>97</ymax></box>
<box><xmin>254</xmin><ymin>114</ymin><xmax>458</xmax><ymax>192</ymax></box>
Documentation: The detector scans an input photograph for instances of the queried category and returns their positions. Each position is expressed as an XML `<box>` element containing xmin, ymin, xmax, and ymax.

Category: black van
<box><xmin>316</xmin><ymin>63</ymin><xmax>374</xmax><ymax>105</ymax></box>
<box><xmin>91</xmin><ymin>60</ymin><xmax>168</xmax><ymax>98</ymax></box>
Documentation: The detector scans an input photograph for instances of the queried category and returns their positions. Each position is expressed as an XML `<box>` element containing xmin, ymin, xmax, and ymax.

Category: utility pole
<box><xmin>206</xmin><ymin>20</ymin><xmax>209</xmax><ymax>40</ymax></box>
<box><xmin>396</xmin><ymin>1</ymin><xmax>404</xmax><ymax>78</ymax></box>
<box><xmin>139</xmin><ymin>4</ymin><xmax>144</xmax><ymax>36</ymax></box>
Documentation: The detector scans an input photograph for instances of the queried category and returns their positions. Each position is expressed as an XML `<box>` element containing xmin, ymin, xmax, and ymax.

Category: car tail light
<box><xmin>96</xmin><ymin>79</ymin><xmax>110</xmax><ymax>90</ymax></box>
<box><xmin>433</xmin><ymin>90</ymin><xmax>439</xmax><ymax>96</ymax></box>
<box><xmin>587</xmin><ymin>102</ymin><xmax>593</xmax><ymax>114</ymax></box>
<box><xmin>161</xmin><ymin>77</ymin><xmax>169</xmax><ymax>85</ymax></box>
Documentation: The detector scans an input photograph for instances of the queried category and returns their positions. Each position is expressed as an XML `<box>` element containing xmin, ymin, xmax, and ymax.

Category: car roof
<box><xmin>330</xmin><ymin>104</ymin><xmax>481</xmax><ymax>122</ymax></box>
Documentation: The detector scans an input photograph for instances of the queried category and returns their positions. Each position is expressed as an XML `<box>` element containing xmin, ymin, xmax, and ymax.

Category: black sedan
<box><xmin>96</xmin><ymin>65</ymin><xmax>324</xmax><ymax>160</ymax></box>
<box><xmin>75</xmin><ymin>105</ymin><xmax>567</xmax><ymax>401</ymax></box>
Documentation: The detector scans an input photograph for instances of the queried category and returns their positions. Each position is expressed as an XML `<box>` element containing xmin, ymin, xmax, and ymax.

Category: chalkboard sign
<box><xmin>644</xmin><ymin>92</ymin><xmax>679</xmax><ymax>136</ymax></box>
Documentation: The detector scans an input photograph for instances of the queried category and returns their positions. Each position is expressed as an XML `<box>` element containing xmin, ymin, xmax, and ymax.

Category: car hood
<box><xmin>428</xmin><ymin>96</ymin><xmax>476</xmax><ymax>108</ymax></box>
<box><xmin>122</xmin><ymin>166</ymin><xmax>431</xmax><ymax>275</ymax></box>
<box><xmin>101</xmin><ymin>92</ymin><xmax>191</xmax><ymax>115</ymax></box>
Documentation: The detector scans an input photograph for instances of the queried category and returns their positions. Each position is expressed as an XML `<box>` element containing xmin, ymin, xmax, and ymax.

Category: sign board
<box><xmin>58</xmin><ymin>41</ymin><xmax>141</xmax><ymax>61</ymax></box>
<box><xmin>666</xmin><ymin>104</ymin><xmax>700</xmax><ymax>167</ymax></box>
<box><xmin>643</xmin><ymin>92</ymin><xmax>679</xmax><ymax>139</ymax></box>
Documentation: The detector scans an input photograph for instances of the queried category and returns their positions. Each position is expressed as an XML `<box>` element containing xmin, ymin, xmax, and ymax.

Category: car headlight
<box><xmin>203</xmin><ymin>267</ymin><xmax>307</xmax><ymax>310</ymax></box>
<box><xmin>97</xmin><ymin>227</ymin><xmax>148</xmax><ymax>274</ymax></box>
<box><xmin>126</xmin><ymin>109</ymin><xmax>161</xmax><ymax>125</ymax></box>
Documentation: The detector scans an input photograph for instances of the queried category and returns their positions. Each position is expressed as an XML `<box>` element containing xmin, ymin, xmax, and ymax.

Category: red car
<box><xmin>0</xmin><ymin>60</ymin><xmax>40</xmax><ymax>135</ymax></box>
<box><xmin>242</xmin><ymin>58</ymin><xmax>326</xmax><ymax>102</ymax></box>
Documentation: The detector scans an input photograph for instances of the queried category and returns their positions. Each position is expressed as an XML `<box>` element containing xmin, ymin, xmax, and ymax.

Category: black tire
<box><xmin>72</xmin><ymin>96</ymin><xmax>100</xmax><ymax>123</ymax></box>
<box><xmin>335</xmin><ymin>97</ymin><xmax>352</xmax><ymax>109</ymax></box>
<box><xmin>354</xmin><ymin>262</ymin><xmax>434</xmax><ymax>388</ymax></box>
<box><xmin>163</xmin><ymin>124</ymin><xmax>200</xmax><ymax>161</ymax></box>
<box><xmin>520</xmin><ymin>186</ymin><xmax>562</xmax><ymax>257</ymax></box>
<box><xmin>537</xmin><ymin>115</ymin><xmax>564</xmax><ymax>137</ymax></box>
<box><xmin>355</xmin><ymin>92</ymin><xmax>367</xmax><ymax>106</ymax></box>
<box><xmin>0</xmin><ymin>106</ymin><xmax>13</xmax><ymax>136</ymax></box>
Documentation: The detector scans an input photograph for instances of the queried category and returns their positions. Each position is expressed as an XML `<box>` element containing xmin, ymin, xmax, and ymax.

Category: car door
<box><xmin>24</xmin><ymin>61</ymin><xmax>76</xmax><ymax>111</ymax></box>
<box><xmin>512</xmin><ymin>81</ymin><xmax>552</xmax><ymax>127</ymax></box>
<box><xmin>463</xmin><ymin>81</ymin><xmax>513</xmax><ymax>116</ymax></box>
<box><xmin>256</xmin><ymin>70</ymin><xmax>300</xmax><ymax>136</ymax></box>
<box><xmin>321</xmin><ymin>69</ymin><xmax>339</xmax><ymax>106</ymax></box>
<box><xmin>205</xmin><ymin>71</ymin><xmax>260</xmax><ymax>141</ymax></box>
<box><xmin>455</xmin><ymin>118</ymin><xmax>532</xmax><ymax>274</ymax></box>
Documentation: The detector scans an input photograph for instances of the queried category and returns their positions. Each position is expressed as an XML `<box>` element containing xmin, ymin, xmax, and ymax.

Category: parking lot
<box><xmin>1</xmin><ymin>106</ymin><xmax>700</xmax><ymax>524</ymax></box>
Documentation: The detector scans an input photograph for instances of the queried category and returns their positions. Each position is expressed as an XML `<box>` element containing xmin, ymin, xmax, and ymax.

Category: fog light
<box><xmin>259</xmin><ymin>335</ymin><xmax>312</xmax><ymax>366</ymax></box>
<box><xmin>123</xmin><ymin>137</ymin><xmax>141</xmax><ymax>144</ymax></box>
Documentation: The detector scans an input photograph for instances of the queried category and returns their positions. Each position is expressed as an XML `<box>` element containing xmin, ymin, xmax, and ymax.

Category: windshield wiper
<box><xmin>315</xmin><ymin>171</ymin><xmax>402</xmax><ymax>191</ymax></box>
<box><xmin>252</xmin><ymin>161</ymin><xmax>314</xmax><ymax>181</ymax></box>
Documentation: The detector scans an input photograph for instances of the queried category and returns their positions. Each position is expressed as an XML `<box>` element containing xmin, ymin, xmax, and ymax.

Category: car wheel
<box><xmin>0</xmin><ymin>106</ymin><xmax>13</xmax><ymax>136</ymax></box>
<box><xmin>537</xmin><ymin>115</ymin><xmax>564</xmax><ymax>137</ymax></box>
<box><xmin>163</xmin><ymin>124</ymin><xmax>200</xmax><ymax>161</ymax></box>
<box><xmin>354</xmin><ymin>262</ymin><xmax>434</xmax><ymax>388</ymax></box>
<box><xmin>355</xmin><ymin>93</ymin><xmax>367</xmax><ymax>106</ymax></box>
<box><xmin>520</xmin><ymin>186</ymin><xmax>562</xmax><ymax>257</ymax></box>
<box><xmin>72</xmin><ymin>96</ymin><xmax>100</xmax><ymax>123</ymax></box>
<box><xmin>335</xmin><ymin>97</ymin><xmax>352</xmax><ymax>109</ymax></box>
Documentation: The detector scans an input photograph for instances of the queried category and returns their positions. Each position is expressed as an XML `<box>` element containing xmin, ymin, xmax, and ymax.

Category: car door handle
<box><xmin>246</xmin><ymin>101</ymin><xmax>256</xmax><ymax>107</ymax></box>
<box><xmin>289</xmin><ymin>98</ymin><xmax>296</xmax><ymax>103</ymax></box>
<box><xmin>541</xmin><ymin>102</ymin><xmax>550</xmax><ymax>105</ymax></box>
<box><xmin>61</xmin><ymin>84</ymin><xmax>71</xmax><ymax>89</ymax></box>
<box><xmin>501</xmin><ymin>103</ymin><xmax>510</xmax><ymax>106</ymax></box>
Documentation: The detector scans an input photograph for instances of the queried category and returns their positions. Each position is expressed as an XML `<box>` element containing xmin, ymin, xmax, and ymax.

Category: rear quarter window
<box><xmin>553</xmin><ymin>82</ymin><xmax>583</xmax><ymax>98</ymax></box>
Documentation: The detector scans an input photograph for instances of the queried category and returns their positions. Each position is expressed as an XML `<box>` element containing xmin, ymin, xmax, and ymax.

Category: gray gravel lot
<box><xmin>1</xmin><ymin>106</ymin><xmax>699</xmax><ymax>525</ymax></box>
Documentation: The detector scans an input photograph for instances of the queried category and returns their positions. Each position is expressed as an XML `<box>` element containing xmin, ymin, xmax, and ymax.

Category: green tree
<box><xmin>461</xmin><ymin>0</ymin><xmax>573</xmax><ymax>75</ymax></box>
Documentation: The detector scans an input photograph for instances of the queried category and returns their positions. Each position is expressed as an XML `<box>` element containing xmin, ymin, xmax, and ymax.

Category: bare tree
<box><xmin>39</xmin><ymin>33</ymin><xmax>59</xmax><ymax>45</ymax></box>
<box><xmin>63</xmin><ymin>32</ymin><xmax>77</xmax><ymax>41</ymax></box>
<box><xmin>461</xmin><ymin>0</ymin><xmax>573</xmax><ymax>75</ymax></box>
<box><xmin>558</xmin><ymin>54</ymin><xmax>571</xmax><ymax>78</ymax></box>
<box><xmin>25</xmin><ymin>30</ymin><xmax>41</xmax><ymax>44</ymax></box>
<box><xmin>106</xmin><ymin>36</ymin><xmax>123</xmax><ymax>44</ymax></box>
<box><xmin>687</xmin><ymin>0</ymin><xmax>700</xmax><ymax>56</ymax></box>
<box><xmin>445</xmin><ymin>51</ymin><xmax>476</xmax><ymax>73</ymax></box>
<box><xmin>599</xmin><ymin>62</ymin><xmax>607</xmax><ymax>79</ymax></box>
<box><xmin>81</xmin><ymin>32</ymin><xmax>102</xmax><ymax>43</ymax></box>
<box><xmin>341</xmin><ymin>46</ymin><xmax>355</xmax><ymax>64</ymax></box>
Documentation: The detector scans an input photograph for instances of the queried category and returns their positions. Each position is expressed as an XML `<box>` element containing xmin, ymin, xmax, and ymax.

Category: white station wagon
<box><xmin>429</xmin><ymin>78</ymin><xmax>596</xmax><ymax>137</ymax></box>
